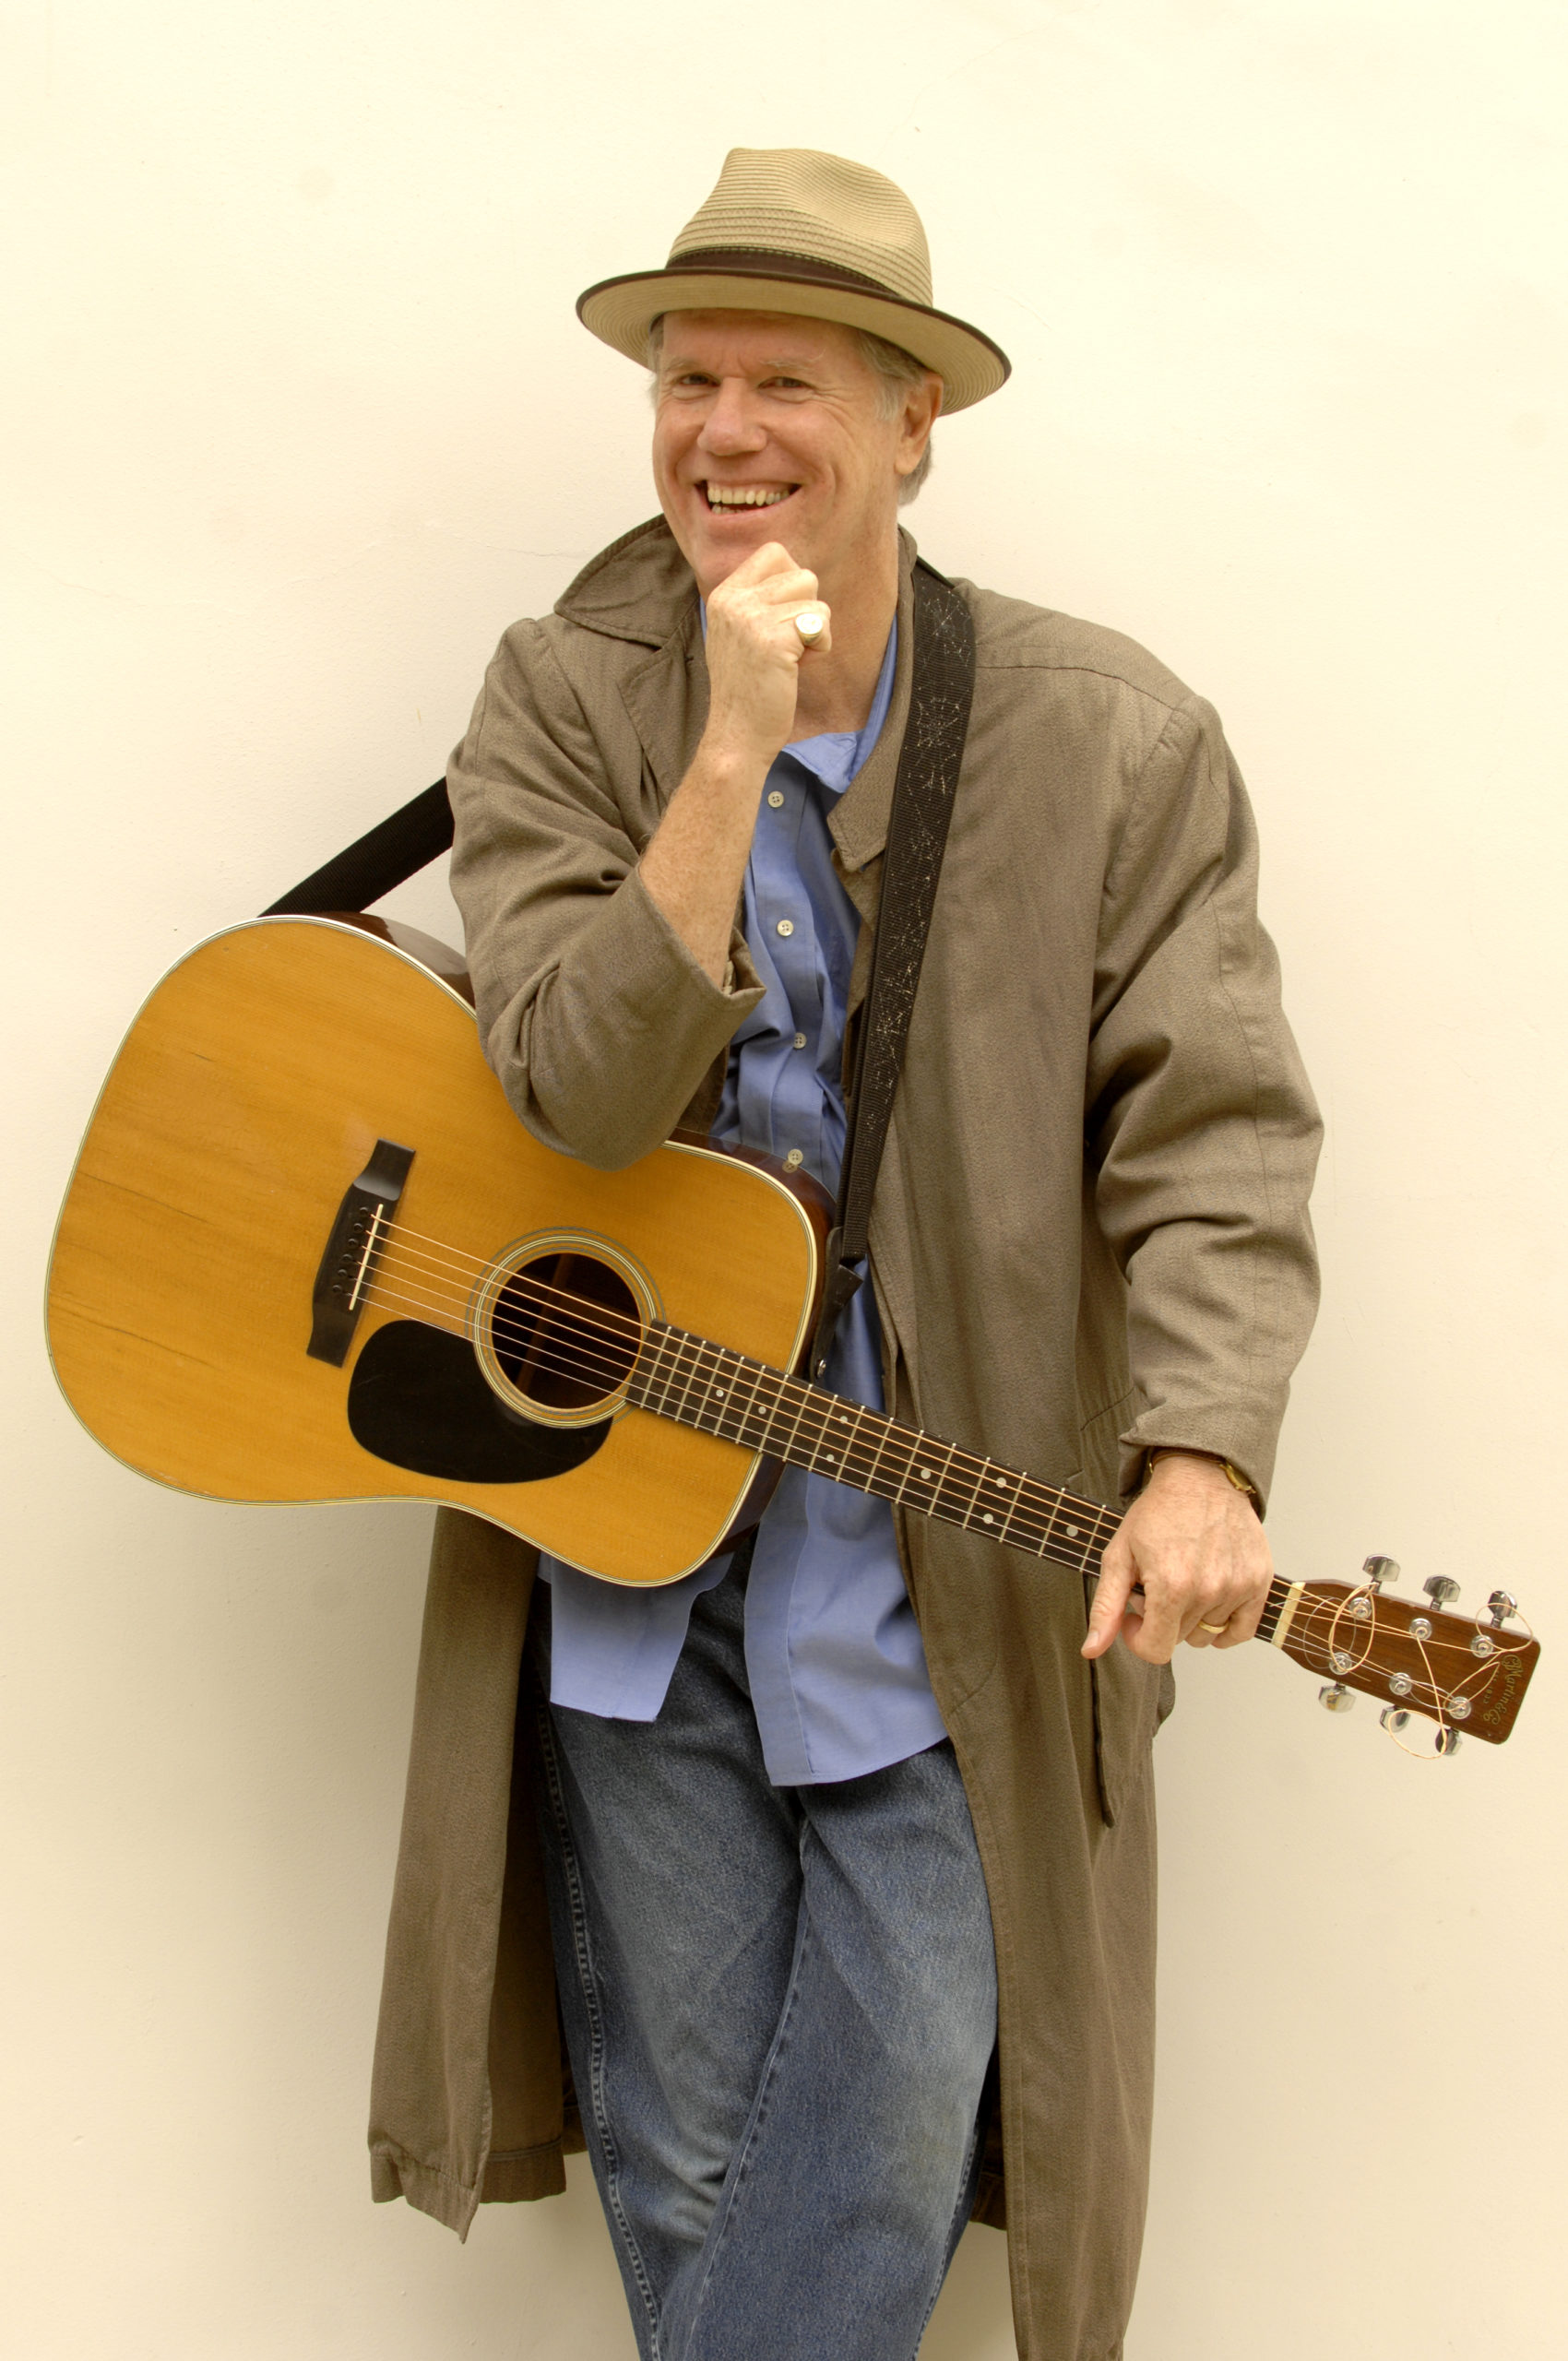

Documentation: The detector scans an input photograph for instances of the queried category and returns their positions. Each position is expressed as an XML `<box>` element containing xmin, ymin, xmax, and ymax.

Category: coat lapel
<box><xmin>619</xmin><ymin>604</ymin><xmax>708</xmax><ymax>814</ymax></box>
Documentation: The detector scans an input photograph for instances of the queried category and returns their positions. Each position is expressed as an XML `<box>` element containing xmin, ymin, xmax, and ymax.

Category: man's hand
<box><xmin>703</xmin><ymin>541</ymin><xmax>831</xmax><ymax>771</ymax></box>
<box><xmin>1081</xmin><ymin>1452</ymin><xmax>1272</xmax><ymax>1665</ymax></box>
<box><xmin>638</xmin><ymin>542</ymin><xmax>828</xmax><ymax>984</ymax></box>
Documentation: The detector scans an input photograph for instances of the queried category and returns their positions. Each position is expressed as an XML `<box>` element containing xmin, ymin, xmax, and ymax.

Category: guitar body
<box><xmin>46</xmin><ymin>919</ymin><xmax>824</xmax><ymax>1584</ymax></box>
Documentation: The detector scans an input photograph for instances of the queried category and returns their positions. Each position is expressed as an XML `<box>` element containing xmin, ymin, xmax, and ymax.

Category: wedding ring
<box><xmin>1198</xmin><ymin>1619</ymin><xmax>1229</xmax><ymax>1634</ymax></box>
<box><xmin>794</xmin><ymin>610</ymin><xmax>825</xmax><ymax>647</ymax></box>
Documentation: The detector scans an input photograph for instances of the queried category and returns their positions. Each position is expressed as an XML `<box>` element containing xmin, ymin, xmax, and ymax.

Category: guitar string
<box><xmin>1326</xmin><ymin>1595</ymin><xmax>1452</xmax><ymax>1739</ymax></box>
<box><xmin>354</xmin><ymin>1249</ymin><xmax>1530</xmax><ymax>1691</ymax></box>
<box><xmin>358</xmin><ymin>1264</ymin><xmax>1533</xmax><ymax>1719</ymax></box>
<box><xmin>360</xmin><ymin>1229</ymin><xmax>1536</xmax><ymax>1637</ymax></box>
<box><xmin>358</xmin><ymin>1269</ymin><xmax>1129</xmax><ymax>1561</ymax></box>
<box><xmin>358</xmin><ymin>1262</ymin><xmax>1530</xmax><ymax>1693</ymax></box>
<box><xmin>369</xmin><ymin>1305</ymin><xmax>1123</xmax><ymax>1565</ymax></box>
<box><xmin>1288</xmin><ymin>1585</ymin><xmax>1536</xmax><ymax>1673</ymax></box>
<box><xmin>369</xmin><ymin>1245</ymin><xmax>654</xmax><ymax>1382</ymax></box>
<box><xmin>371</xmin><ymin>1237</ymin><xmax>658</xmax><ymax>1363</ymax></box>
<box><xmin>362</xmin><ymin>1273</ymin><xmax>1122</xmax><ymax>1568</ymax></box>
<box><xmin>359</xmin><ymin>1265</ymin><xmax>1530</xmax><ymax>1709</ymax></box>
<box><xmin>358</xmin><ymin>1254</ymin><xmax>1536</xmax><ymax>1679</ymax></box>
<box><xmin>1274</xmin><ymin>1590</ymin><xmax>1534</xmax><ymax>1717</ymax></box>
<box><xmin>362</xmin><ymin>1243</ymin><xmax>1130</xmax><ymax>1552</ymax></box>
<box><xmin>381</xmin><ymin>1218</ymin><xmax>659</xmax><ymax>1344</ymax></box>
<box><xmin>368</xmin><ymin>1236</ymin><xmax>1429</xmax><ymax>1616</ymax></box>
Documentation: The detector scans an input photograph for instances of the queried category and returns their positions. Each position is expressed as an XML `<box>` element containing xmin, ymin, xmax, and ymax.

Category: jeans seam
<box><xmin>535</xmin><ymin>1700</ymin><xmax>664</xmax><ymax>2352</ymax></box>
<box><xmin>675</xmin><ymin>1908</ymin><xmax>814</xmax><ymax>2354</ymax></box>
<box><xmin>909</xmin><ymin>2104</ymin><xmax>986</xmax><ymax>2356</ymax></box>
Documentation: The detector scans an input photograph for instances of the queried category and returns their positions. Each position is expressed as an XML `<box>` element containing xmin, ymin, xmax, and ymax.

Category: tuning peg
<box><xmin>1362</xmin><ymin>1556</ymin><xmax>1399</xmax><ymax>1590</ymax></box>
<box><xmin>1381</xmin><ymin>1706</ymin><xmax>1411</xmax><ymax>1735</ymax></box>
<box><xmin>1423</xmin><ymin>1576</ymin><xmax>1461</xmax><ymax>1614</ymax></box>
<box><xmin>1488</xmin><ymin>1589</ymin><xmax>1519</xmax><ymax>1628</ymax></box>
<box><xmin>1319</xmin><ymin>1682</ymin><xmax>1355</xmax><ymax>1714</ymax></box>
<box><xmin>1433</xmin><ymin>1726</ymin><xmax>1463</xmax><ymax>1757</ymax></box>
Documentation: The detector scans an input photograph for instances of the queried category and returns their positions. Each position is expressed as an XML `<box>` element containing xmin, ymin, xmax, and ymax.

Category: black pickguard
<box><xmin>346</xmin><ymin>1320</ymin><xmax>611</xmax><ymax>1484</ymax></box>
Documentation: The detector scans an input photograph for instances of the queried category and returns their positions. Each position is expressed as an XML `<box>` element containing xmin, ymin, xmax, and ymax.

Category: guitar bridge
<box><xmin>306</xmin><ymin>1138</ymin><xmax>415</xmax><ymax>1365</ymax></box>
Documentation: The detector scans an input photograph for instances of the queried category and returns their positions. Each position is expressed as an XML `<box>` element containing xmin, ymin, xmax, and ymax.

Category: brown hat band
<box><xmin>667</xmin><ymin>246</ymin><xmax>896</xmax><ymax>297</ymax></box>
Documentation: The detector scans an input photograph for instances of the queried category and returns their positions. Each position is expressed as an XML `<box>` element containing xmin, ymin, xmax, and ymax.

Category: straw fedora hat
<box><xmin>577</xmin><ymin>148</ymin><xmax>1010</xmax><ymax>415</ymax></box>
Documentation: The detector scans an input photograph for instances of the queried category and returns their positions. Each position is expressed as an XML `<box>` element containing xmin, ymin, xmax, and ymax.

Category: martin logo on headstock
<box><xmin>1262</xmin><ymin>1557</ymin><xmax>1538</xmax><ymax>1754</ymax></box>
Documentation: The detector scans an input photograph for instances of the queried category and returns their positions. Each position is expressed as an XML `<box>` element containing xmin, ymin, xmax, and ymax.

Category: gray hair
<box><xmin>645</xmin><ymin>315</ymin><xmax>936</xmax><ymax>504</ymax></box>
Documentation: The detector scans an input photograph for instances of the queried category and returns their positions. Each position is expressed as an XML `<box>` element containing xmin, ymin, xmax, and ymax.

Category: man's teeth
<box><xmin>707</xmin><ymin>486</ymin><xmax>791</xmax><ymax>509</ymax></box>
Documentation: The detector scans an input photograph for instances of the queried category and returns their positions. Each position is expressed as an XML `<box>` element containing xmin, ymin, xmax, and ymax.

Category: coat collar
<box><xmin>826</xmin><ymin>529</ymin><xmax>918</xmax><ymax>896</ymax></box>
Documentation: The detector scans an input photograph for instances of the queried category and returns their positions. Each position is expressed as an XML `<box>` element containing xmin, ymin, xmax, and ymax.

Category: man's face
<box><xmin>650</xmin><ymin>311</ymin><xmax>932</xmax><ymax>601</ymax></box>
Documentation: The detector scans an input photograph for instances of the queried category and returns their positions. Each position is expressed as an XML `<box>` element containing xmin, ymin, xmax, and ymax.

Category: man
<box><xmin>369</xmin><ymin>149</ymin><xmax>1321</xmax><ymax>2361</ymax></box>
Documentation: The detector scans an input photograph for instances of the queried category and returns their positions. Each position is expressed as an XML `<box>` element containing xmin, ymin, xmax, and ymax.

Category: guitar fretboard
<box><xmin>631</xmin><ymin>1321</ymin><xmax>1121</xmax><ymax>1573</ymax></box>
<box><xmin>628</xmin><ymin>1320</ymin><xmax>1297</xmax><ymax>1637</ymax></box>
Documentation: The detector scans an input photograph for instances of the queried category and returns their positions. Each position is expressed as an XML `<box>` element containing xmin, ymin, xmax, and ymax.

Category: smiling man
<box><xmin>368</xmin><ymin>150</ymin><xmax>1323</xmax><ymax>2361</ymax></box>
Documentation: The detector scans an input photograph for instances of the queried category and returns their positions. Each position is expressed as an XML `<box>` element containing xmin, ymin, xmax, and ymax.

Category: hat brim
<box><xmin>577</xmin><ymin>263</ymin><xmax>1010</xmax><ymax>415</ymax></box>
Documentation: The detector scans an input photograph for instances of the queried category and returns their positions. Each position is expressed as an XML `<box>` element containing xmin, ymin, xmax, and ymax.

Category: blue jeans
<box><xmin>529</xmin><ymin>1562</ymin><xmax>998</xmax><ymax>2361</ymax></box>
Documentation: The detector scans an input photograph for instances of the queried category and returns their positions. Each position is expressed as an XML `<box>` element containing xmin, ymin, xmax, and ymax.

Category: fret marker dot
<box><xmin>920</xmin><ymin>1467</ymin><xmax>932</xmax><ymax>1480</ymax></box>
<box><xmin>1065</xmin><ymin>1525</ymin><xmax>1079</xmax><ymax>1539</ymax></box>
<box><xmin>982</xmin><ymin>1513</ymin><xmax>993</xmax><ymax>1525</ymax></box>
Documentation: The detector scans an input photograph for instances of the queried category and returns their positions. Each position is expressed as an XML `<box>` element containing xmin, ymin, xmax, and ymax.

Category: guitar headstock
<box><xmin>1272</xmin><ymin>1559</ymin><xmax>1539</xmax><ymax>1749</ymax></box>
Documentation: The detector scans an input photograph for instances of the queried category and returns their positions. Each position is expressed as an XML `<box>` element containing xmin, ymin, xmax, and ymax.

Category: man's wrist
<box><xmin>695</xmin><ymin>721</ymin><xmax>777</xmax><ymax>788</ymax></box>
<box><xmin>1144</xmin><ymin>1447</ymin><xmax>1258</xmax><ymax>1503</ymax></box>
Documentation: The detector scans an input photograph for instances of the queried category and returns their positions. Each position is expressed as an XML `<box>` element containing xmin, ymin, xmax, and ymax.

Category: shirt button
<box><xmin>776</xmin><ymin>919</ymin><xmax>794</xmax><ymax>938</ymax></box>
<box><xmin>767</xmin><ymin>790</ymin><xmax>785</xmax><ymax>808</ymax></box>
<box><xmin>792</xmin><ymin>1032</ymin><xmax>807</xmax><ymax>1050</ymax></box>
<box><xmin>784</xmin><ymin>1148</ymin><xmax>804</xmax><ymax>1169</ymax></box>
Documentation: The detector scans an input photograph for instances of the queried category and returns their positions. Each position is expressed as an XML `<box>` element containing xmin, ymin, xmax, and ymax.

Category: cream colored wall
<box><xmin>6</xmin><ymin>5</ymin><xmax>1564</xmax><ymax>2355</ymax></box>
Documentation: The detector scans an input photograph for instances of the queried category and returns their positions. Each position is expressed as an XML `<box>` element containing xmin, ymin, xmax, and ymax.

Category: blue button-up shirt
<box><xmin>538</xmin><ymin>623</ymin><xmax>947</xmax><ymax>1785</ymax></box>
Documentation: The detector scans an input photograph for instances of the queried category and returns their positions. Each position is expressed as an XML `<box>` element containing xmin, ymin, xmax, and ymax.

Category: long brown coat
<box><xmin>369</xmin><ymin>521</ymin><xmax>1322</xmax><ymax>2360</ymax></box>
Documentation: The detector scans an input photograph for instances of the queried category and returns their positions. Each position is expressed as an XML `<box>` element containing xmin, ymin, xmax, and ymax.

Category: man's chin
<box><xmin>663</xmin><ymin>497</ymin><xmax>807</xmax><ymax>593</ymax></box>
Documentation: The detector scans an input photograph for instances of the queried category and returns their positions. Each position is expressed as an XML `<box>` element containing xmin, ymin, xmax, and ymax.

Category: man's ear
<box><xmin>896</xmin><ymin>372</ymin><xmax>943</xmax><ymax>475</ymax></box>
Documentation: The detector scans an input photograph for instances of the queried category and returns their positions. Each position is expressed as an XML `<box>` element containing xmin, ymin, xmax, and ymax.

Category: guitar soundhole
<box><xmin>490</xmin><ymin>1251</ymin><xmax>641</xmax><ymax>1417</ymax></box>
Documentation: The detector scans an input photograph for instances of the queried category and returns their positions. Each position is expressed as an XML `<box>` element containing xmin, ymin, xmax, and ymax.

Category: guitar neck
<box><xmin>629</xmin><ymin>1320</ymin><xmax>1305</xmax><ymax>1642</ymax></box>
<box><xmin>632</xmin><ymin>1321</ymin><xmax>1119</xmax><ymax>1576</ymax></box>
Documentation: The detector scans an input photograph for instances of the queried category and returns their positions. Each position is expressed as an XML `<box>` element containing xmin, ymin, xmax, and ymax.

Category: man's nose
<box><xmin>697</xmin><ymin>381</ymin><xmax>767</xmax><ymax>456</ymax></box>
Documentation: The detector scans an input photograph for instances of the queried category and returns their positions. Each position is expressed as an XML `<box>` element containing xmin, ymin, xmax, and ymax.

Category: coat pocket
<box><xmin>1086</xmin><ymin>1600</ymin><xmax>1172</xmax><ymax>1827</ymax></box>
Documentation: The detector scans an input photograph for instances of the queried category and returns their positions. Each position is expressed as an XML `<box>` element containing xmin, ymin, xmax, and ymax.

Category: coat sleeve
<box><xmin>446</xmin><ymin>619</ymin><xmax>765</xmax><ymax>1169</ymax></box>
<box><xmin>1085</xmin><ymin>693</ymin><xmax>1323</xmax><ymax>1510</ymax></box>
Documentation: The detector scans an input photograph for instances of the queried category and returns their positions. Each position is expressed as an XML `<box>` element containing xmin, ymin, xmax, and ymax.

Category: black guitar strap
<box><xmin>264</xmin><ymin>557</ymin><xmax>977</xmax><ymax>1385</ymax></box>
<box><xmin>263</xmin><ymin>777</ymin><xmax>455</xmax><ymax>919</ymax></box>
<box><xmin>807</xmin><ymin>558</ymin><xmax>975</xmax><ymax>1379</ymax></box>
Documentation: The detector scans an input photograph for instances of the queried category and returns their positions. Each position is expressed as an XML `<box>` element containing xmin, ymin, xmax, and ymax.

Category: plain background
<box><xmin>6</xmin><ymin>4</ymin><xmax>1564</xmax><ymax>2355</ymax></box>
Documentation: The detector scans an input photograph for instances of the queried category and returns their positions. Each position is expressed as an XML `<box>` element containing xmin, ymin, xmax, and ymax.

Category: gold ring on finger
<box><xmin>1198</xmin><ymin>1619</ymin><xmax>1229</xmax><ymax>1635</ymax></box>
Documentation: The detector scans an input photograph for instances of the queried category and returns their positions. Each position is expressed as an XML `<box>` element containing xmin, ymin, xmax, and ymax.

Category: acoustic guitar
<box><xmin>46</xmin><ymin>916</ymin><xmax>1538</xmax><ymax>1751</ymax></box>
